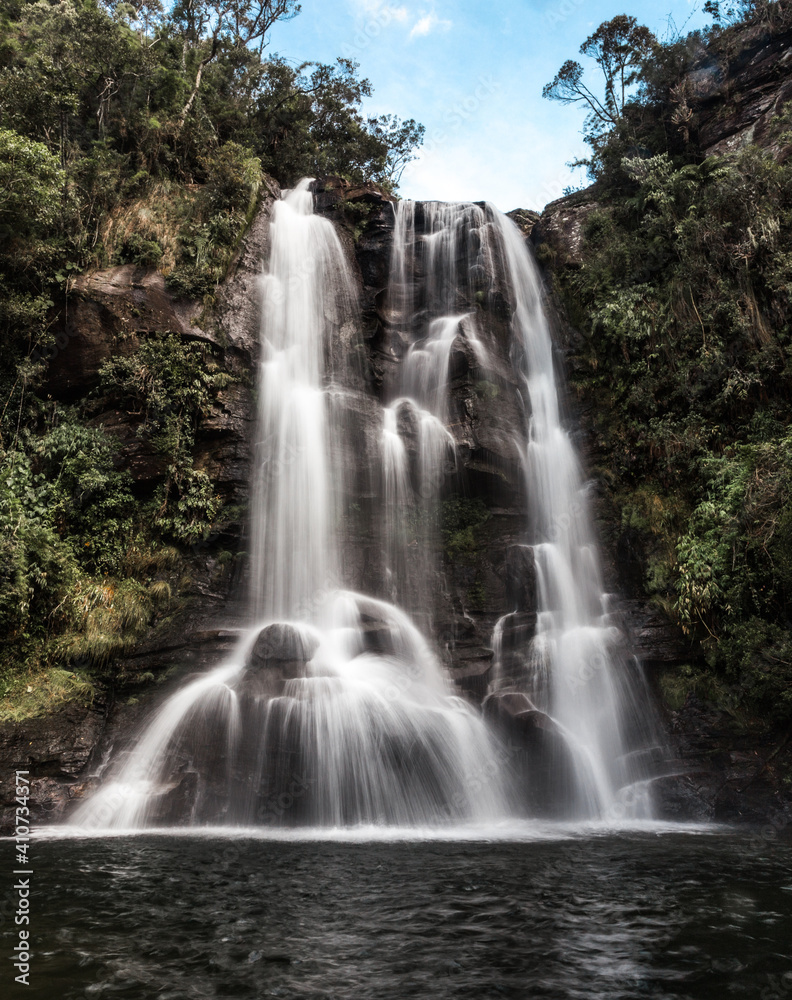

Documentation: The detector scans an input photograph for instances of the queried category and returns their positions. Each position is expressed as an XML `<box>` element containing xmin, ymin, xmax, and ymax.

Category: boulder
<box><xmin>248</xmin><ymin>624</ymin><xmax>320</xmax><ymax>676</ymax></box>
<box><xmin>47</xmin><ymin>265</ymin><xmax>208</xmax><ymax>399</ymax></box>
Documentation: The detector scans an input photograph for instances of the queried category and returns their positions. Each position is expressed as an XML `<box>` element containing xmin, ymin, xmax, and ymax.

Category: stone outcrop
<box><xmin>531</xmin><ymin>194</ymin><xmax>600</xmax><ymax>271</ymax></box>
<box><xmin>690</xmin><ymin>25</ymin><xmax>792</xmax><ymax>157</ymax></box>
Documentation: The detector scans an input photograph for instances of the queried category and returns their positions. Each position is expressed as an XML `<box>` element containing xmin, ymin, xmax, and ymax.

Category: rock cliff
<box><xmin>4</xmin><ymin>19</ymin><xmax>792</xmax><ymax>829</ymax></box>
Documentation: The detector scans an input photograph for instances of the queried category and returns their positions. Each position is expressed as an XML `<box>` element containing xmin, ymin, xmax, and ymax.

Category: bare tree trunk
<box><xmin>178</xmin><ymin>32</ymin><xmax>220</xmax><ymax>129</ymax></box>
<box><xmin>179</xmin><ymin>55</ymin><xmax>212</xmax><ymax>126</ymax></box>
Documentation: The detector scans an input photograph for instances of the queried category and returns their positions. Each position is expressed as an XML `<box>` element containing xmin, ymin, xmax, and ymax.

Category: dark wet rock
<box><xmin>507</xmin><ymin>208</ymin><xmax>541</xmax><ymax>237</ymax></box>
<box><xmin>650</xmin><ymin>771</ymin><xmax>719</xmax><ymax>823</ymax></box>
<box><xmin>312</xmin><ymin>176</ymin><xmax>396</xmax><ymax>215</ymax></box>
<box><xmin>447</xmin><ymin>654</ymin><xmax>494</xmax><ymax>702</ymax></box>
<box><xmin>486</xmin><ymin>699</ymin><xmax>580</xmax><ymax>818</ymax></box>
<box><xmin>502</xmin><ymin>544</ymin><xmax>536</xmax><ymax>613</ymax></box>
<box><xmin>249</xmin><ymin>624</ymin><xmax>319</xmax><ymax>669</ymax></box>
<box><xmin>0</xmin><ymin>703</ymin><xmax>108</xmax><ymax>833</ymax></box>
<box><xmin>359</xmin><ymin>619</ymin><xmax>398</xmax><ymax>657</ymax></box>
<box><xmin>148</xmin><ymin>770</ymin><xmax>201</xmax><ymax>826</ymax></box>
<box><xmin>650</xmin><ymin>693</ymin><xmax>792</xmax><ymax>825</ymax></box>
<box><xmin>692</xmin><ymin>26</ymin><xmax>792</xmax><ymax>157</ymax></box>
<box><xmin>483</xmin><ymin>691</ymin><xmax>536</xmax><ymax>718</ymax></box>
<box><xmin>488</xmin><ymin>612</ymin><xmax>538</xmax><ymax>689</ymax></box>
<box><xmin>618</xmin><ymin>599</ymin><xmax>694</xmax><ymax>669</ymax></box>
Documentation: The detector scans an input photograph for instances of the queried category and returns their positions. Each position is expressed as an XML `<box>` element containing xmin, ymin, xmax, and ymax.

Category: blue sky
<box><xmin>266</xmin><ymin>1</ymin><xmax>709</xmax><ymax>211</ymax></box>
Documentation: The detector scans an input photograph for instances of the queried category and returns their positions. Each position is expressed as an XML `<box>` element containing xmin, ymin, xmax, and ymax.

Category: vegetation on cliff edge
<box><xmin>0</xmin><ymin>0</ymin><xmax>423</xmax><ymax>717</ymax></box>
<box><xmin>542</xmin><ymin>1</ymin><xmax>792</xmax><ymax>725</ymax></box>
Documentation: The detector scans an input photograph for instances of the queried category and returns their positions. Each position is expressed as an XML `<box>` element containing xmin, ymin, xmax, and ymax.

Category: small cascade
<box><xmin>485</xmin><ymin>208</ymin><xmax>661</xmax><ymax>819</ymax></box>
<box><xmin>378</xmin><ymin>202</ymin><xmax>493</xmax><ymax>621</ymax></box>
<box><xmin>403</xmin><ymin>315</ymin><xmax>462</xmax><ymax>420</ymax></box>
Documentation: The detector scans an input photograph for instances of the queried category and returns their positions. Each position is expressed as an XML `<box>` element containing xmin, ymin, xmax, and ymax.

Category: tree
<box><xmin>543</xmin><ymin>15</ymin><xmax>656</xmax><ymax>143</ymax></box>
<box><xmin>175</xmin><ymin>0</ymin><xmax>300</xmax><ymax>126</ymax></box>
<box><xmin>703</xmin><ymin>0</ymin><xmax>792</xmax><ymax>26</ymax></box>
<box><xmin>251</xmin><ymin>58</ymin><xmax>424</xmax><ymax>187</ymax></box>
<box><xmin>369</xmin><ymin>114</ymin><xmax>425</xmax><ymax>186</ymax></box>
<box><xmin>0</xmin><ymin>128</ymin><xmax>65</xmax><ymax>236</ymax></box>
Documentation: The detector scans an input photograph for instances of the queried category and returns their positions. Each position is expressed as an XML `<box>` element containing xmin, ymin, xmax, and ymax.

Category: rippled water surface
<box><xmin>9</xmin><ymin>829</ymin><xmax>792</xmax><ymax>999</ymax></box>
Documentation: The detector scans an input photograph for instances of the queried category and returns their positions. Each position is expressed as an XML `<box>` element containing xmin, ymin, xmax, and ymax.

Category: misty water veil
<box><xmin>72</xmin><ymin>180</ymin><xmax>665</xmax><ymax>832</ymax></box>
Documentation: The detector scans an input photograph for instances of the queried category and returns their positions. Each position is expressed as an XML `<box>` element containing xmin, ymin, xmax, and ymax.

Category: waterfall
<box><xmin>383</xmin><ymin>199</ymin><xmax>661</xmax><ymax>820</ymax></box>
<box><xmin>248</xmin><ymin>179</ymin><xmax>352</xmax><ymax>620</ymax></box>
<box><xmin>69</xmin><ymin>182</ymin><xmax>661</xmax><ymax>832</ymax></box>
<box><xmin>70</xmin><ymin>181</ymin><xmax>507</xmax><ymax>830</ymax></box>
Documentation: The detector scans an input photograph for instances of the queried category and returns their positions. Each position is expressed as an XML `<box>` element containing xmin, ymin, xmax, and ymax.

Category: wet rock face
<box><xmin>502</xmin><ymin>545</ymin><xmax>536</xmax><ymax>613</ymax></box>
<box><xmin>484</xmin><ymin>693</ymin><xmax>580</xmax><ymax>817</ymax></box>
<box><xmin>0</xmin><ymin>703</ymin><xmax>108</xmax><ymax>832</ymax></box>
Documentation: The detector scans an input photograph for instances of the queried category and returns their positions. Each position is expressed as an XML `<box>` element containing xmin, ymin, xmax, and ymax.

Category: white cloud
<box><xmin>409</xmin><ymin>11</ymin><xmax>452</xmax><ymax>39</ymax></box>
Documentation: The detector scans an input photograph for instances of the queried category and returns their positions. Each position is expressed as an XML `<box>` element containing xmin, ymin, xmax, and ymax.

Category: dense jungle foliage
<box><xmin>0</xmin><ymin>0</ymin><xmax>423</xmax><ymax>717</ymax></box>
<box><xmin>541</xmin><ymin>0</ymin><xmax>792</xmax><ymax>725</ymax></box>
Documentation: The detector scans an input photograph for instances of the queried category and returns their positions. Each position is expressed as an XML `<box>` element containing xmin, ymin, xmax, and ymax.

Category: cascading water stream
<box><xmin>383</xmin><ymin>198</ymin><xmax>661</xmax><ymax>820</ymax></box>
<box><xmin>70</xmin><ymin>180</ymin><xmax>508</xmax><ymax>831</ymax></box>
<box><xmin>487</xmin><ymin>209</ymin><xmax>661</xmax><ymax>817</ymax></box>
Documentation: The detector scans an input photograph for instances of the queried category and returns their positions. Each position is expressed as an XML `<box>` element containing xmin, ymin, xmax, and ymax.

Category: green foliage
<box><xmin>0</xmin><ymin>666</ymin><xmax>95</xmax><ymax>723</ymax></box>
<box><xmin>30</xmin><ymin>420</ymin><xmax>133</xmax><ymax>571</ymax></box>
<box><xmin>0</xmin><ymin>128</ymin><xmax>64</xmax><ymax>235</ymax></box>
<box><xmin>100</xmin><ymin>334</ymin><xmax>232</xmax><ymax>543</ymax></box>
<box><xmin>550</xmin><ymin>18</ymin><xmax>792</xmax><ymax>720</ymax></box>
<box><xmin>166</xmin><ymin>142</ymin><xmax>262</xmax><ymax>296</ymax></box>
<box><xmin>441</xmin><ymin>497</ymin><xmax>491</xmax><ymax>560</ymax></box>
<box><xmin>251</xmin><ymin>57</ymin><xmax>424</xmax><ymax>188</ymax></box>
<box><xmin>0</xmin><ymin>448</ymin><xmax>79</xmax><ymax>641</ymax></box>
<box><xmin>117</xmin><ymin>232</ymin><xmax>163</xmax><ymax>267</ymax></box>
